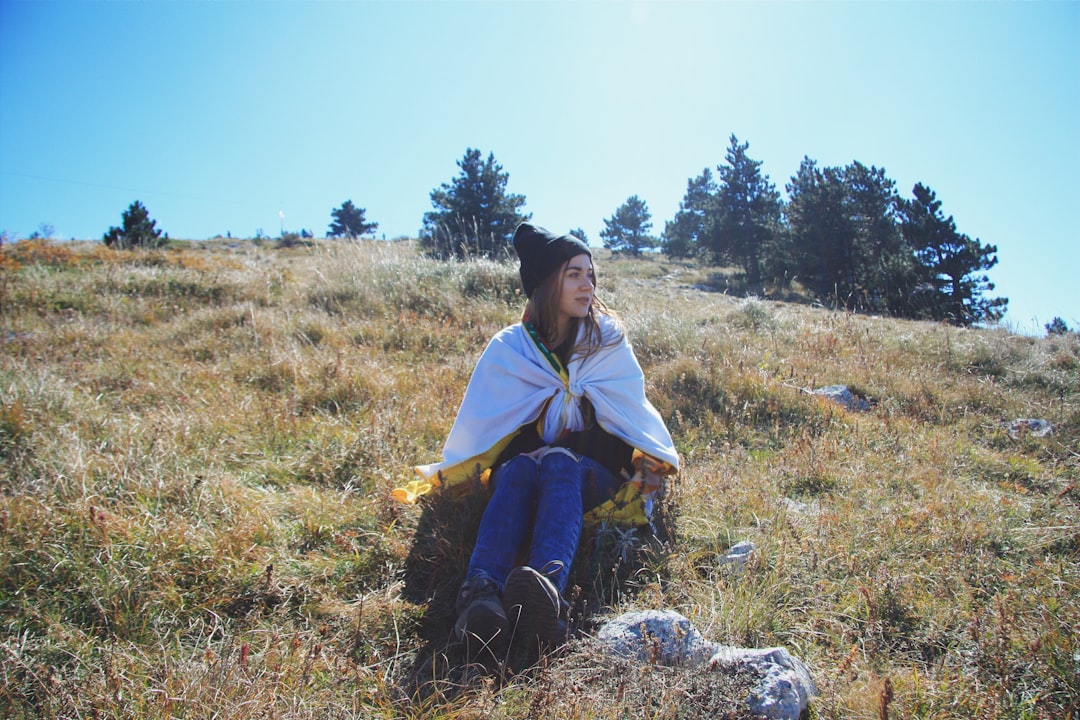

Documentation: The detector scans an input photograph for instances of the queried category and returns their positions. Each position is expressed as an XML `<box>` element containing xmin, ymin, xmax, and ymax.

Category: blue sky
<box><xmin>1</xmin><ymin>0</ymin><xmax>1077</xmax><ymax>334</ymax></box>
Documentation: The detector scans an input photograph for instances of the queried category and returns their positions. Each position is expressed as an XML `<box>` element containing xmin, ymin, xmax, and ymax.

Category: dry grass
<box><xmin>1</xmin><ymin>238</ymin><xmax>1077</xmax><ymax>719</ymax></box>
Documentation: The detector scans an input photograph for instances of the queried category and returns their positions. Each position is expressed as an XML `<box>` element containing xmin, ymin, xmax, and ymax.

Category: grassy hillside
<box><xmin>1</xmin><ymin>238</ymin><xmax>1077</xmax><ymax>719</ymax></box>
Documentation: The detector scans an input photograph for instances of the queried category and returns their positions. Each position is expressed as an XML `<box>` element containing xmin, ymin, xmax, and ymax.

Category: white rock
<box><xmin>595</xmin><ymin>609</ymin><xmax>715</xmax><ymax>666</ymax></box>
<box><xmin>709</xmin><ymin>645</ymin><xmax>817</xmax><ymax>719</ymax></box>
<box><xmin>812</xmin><ymin>385</ymin><xmax>871</xmax><ymax>412</ymax></box>
<box><xmin>722</xmin><ymin>540</ymin><xmax>756</xmax><ymax>566</ymax></box>
<box><xmin>1007</xmin><ymin>418</ymin><xmax>1053</xmax><ymax>439</ymax></box>
<box><xmin>595</xmin><ymin>610</ymin><xmax>816</xmax><ymax>720</ymax></box>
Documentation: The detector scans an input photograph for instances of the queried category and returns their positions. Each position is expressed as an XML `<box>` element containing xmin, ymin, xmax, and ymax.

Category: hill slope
<box><xmin>1</xmin><ymin>238</ymin><xmax>1077</xmax><ymax>718</ymax></box>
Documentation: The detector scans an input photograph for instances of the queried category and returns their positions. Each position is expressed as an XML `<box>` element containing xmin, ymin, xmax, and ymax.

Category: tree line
<box><xmin>412</xmin><ymin>139</ymin><xmax>1007</xmax><ymax>327</ymax></box>
<box><xmin>664</xmin><ymin>135</ymin><xmax>1006</xmax><ymax>326</ymax></box>
<box><xmin>95</xmin><ymin>136</ymin><xmax>1008</xmax><ymax>328</ymax></box>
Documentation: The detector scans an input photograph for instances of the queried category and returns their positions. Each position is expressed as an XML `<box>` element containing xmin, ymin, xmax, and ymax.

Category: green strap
<box><xmin>524</xmin><ymin>321</ymin><xmax>567</xmax><ymax>379</ymax></box>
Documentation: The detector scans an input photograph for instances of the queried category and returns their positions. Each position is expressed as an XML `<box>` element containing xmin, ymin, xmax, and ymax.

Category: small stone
<box><xmin>1007</xmin><ymin>418</ymin><xmax>1053</xmax><ymax>439</ymax></box>
<box><xmin>721</xmin><ymin>540</ymin><xmax>756</xmax><ymax>566</ymax></box>
<box><xmin>812</xmin><ymin>385</ymin><xmax>871</xmax><ymax>412</ymax></box>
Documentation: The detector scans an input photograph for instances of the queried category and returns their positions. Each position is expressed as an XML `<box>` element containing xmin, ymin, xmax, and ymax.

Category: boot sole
<box><xmin>503</xmin><ymin>566</ymin><xmax>563</xmax><ymax>651</ymax></box>
<box><xmin>455</xmin><ymin>599</ymin><xmax>509</xmax><ymax>664</ymax></box>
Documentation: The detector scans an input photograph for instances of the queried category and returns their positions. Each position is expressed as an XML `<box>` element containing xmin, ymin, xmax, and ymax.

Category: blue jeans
<box><xmin>466</xmin><ymin>451</ymin><xmax>622</xmax><ymax>595</ymax></box>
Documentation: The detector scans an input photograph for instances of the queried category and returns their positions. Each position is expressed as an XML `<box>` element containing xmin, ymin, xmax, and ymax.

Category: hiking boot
<box><xmin>502</xmin><ymin>564</ymin><xmax>566</xmax><ymax>654</ymax></box>
<box><xmin>453</xmin><ymin>575</ymin><xmax>509</xmax><ymax>664</ymax></box>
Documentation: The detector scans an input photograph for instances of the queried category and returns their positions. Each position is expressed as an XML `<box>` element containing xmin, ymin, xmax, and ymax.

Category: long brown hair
<box><xmin>525</xmin><ymin>256</ymin><xmax>623</xmax><ymax>365</ymax></box>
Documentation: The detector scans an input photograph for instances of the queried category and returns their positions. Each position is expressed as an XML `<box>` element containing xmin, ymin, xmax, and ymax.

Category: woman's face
<box><xmin>556</xmin><ymin>253</ymin><xmax>595</xmax><ymax>327</ymax></box>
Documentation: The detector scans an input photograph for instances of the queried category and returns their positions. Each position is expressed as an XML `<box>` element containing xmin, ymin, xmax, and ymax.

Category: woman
<box><xmin>396</xmin><ymin>222</ymin><xmax>678</xmax><ymax>664</ymax></box>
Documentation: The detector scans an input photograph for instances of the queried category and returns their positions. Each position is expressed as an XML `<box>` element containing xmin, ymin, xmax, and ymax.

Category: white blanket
<box><xmin>415</xmin><ymin>314</ymin><xmax>679</xmax><ymax>483</ymax></box>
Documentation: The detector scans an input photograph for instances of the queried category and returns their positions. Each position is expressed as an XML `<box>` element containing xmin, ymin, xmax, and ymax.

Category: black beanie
<box><xmin>513</xmin><ymin>222</ymin><xmax>591</xmax><ymax>297</ymax></box>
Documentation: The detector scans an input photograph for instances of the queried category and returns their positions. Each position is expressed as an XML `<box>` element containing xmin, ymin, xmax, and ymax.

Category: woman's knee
<box><xmin>492</xmin><ymin>453</ymin><xmax>540</xmax><ymax>493</ymax></box>
<box><xmin>538</xmin><ymin>451</ymin><xmax>583</xmax><ymax>484</ymax></box>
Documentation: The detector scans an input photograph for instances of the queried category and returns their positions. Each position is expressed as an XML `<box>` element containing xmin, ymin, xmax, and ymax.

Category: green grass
<box><xmin>1</xmin><ymin>238</ymin><xmax>1078</xmax><ymax>719</ymax></box>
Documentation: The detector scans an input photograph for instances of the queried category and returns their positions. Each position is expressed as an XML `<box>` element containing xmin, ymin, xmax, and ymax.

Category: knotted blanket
<box><xmin>393</xmin><ymin>313</ymin><xmax>678</xmax><ymax>521</ymax></box>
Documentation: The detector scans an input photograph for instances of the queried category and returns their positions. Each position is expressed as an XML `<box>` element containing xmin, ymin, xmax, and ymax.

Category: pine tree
<box><xmin>600</xmin><ymin>196</ymin><xmax>655</xmax><ymax>255</ymax></box>
<box><xmin>663</xmin><ymin>168</ymin><xmax>717</xmax><ymax>259</ymax></box>
<box><xmin>899</xmin><ymin>183</ymin><xmax>1008</xmax><ymax>325</ymax></box>
<box><xmin>710</xmin><ymin>135</ymin><xmax>782</xmax><ymax>285</ymax></box>
<box><xmin>786</xmin><ymin>159</ymin><xmax>914</xmax><ymax>314</ymax></box>
<box><xmin>567</xmin><ymin>228</ymin><xmax>590</xmax><ymax>245</ymax></box>
<box><xmin>421</xmin><ymin>148</ymin><xmax>530</xmax><ymax>260</ymax></box>
<box><xmin>328</xmin><ymin>200</ymin><xmax>378</xmax><ymax>239</ymax></box>
<box><xmin>786</xmin><ymin>158</ymin><xmax>853</xmax><ymax>302</ymax></box>
<box><xmin>103</xmin><ymin>201</ymin><xmax>167</xmax><ymax>249</ymax></box>
<box><xmin>842</xmin><ymin>161</ymin><xmax>911</xmax><ymax>314</ymax></box>
<box><xmin>1046</xmin><ymin>317</ymin><xmax>1071</xmax><ymax>336</ymax></box>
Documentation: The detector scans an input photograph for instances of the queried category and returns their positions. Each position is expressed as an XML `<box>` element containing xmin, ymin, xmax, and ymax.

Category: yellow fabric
<box><xmin>584</xmin><ymin>453</ymin><xmax>676</xmax><ymax>527</ymax></box>
<box><xmin>584</xmin><ymin>481</ymin><xmax>651</xmax><ymax>528</ymax></box>
<box><xmin>391</xmin><ymin>430</ymin><xmax>517</xmax><ymax>504</ymax></box>
<box><xmin>390</xmin><ymin>478</ymin><xmax>434</xmax><ymax>505</ymax></box>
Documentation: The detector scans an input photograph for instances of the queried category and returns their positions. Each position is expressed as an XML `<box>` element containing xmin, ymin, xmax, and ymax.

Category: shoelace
<box><xmin>536</xmin><ymin>560</ymin><xmax>565</xmax><ymax>579</ymax></box>
<box><xmin>456</xmin><ymin>575</ymin><xmax>500</xmax><ymax>614</ymax></box>
<box><xmin>532</xmin><ymin>561</ymin><xmax>571</xmax><ymax>617</ymax></box>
